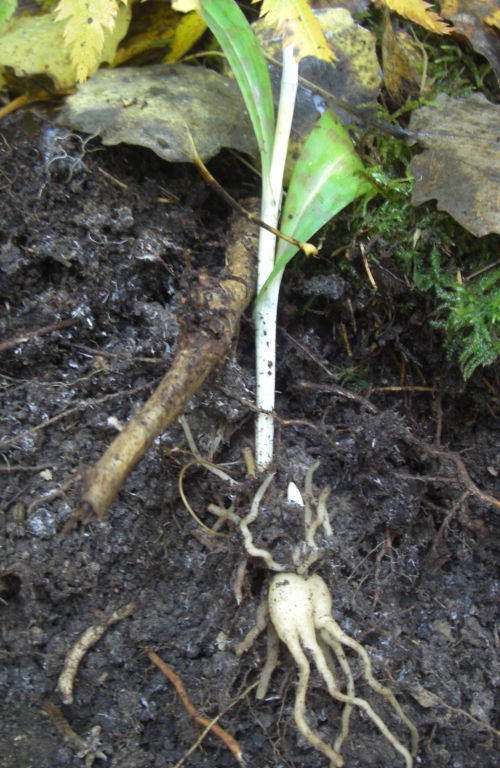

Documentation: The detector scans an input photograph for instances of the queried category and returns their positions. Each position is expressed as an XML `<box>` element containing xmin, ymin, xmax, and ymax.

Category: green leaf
<box><xmin>199</xmin><ymin>0</ymin><xmax>275</xmax><ymax>178</ymax></box>
<box><xmin>0</xmin><ymin>0</ymin><xmax>17</xmax><ymax>26</ymax></box>
<box><xmin>258</xmin><ymin>109</ymin><xmax>371</xmax><ymax>298</ymax></box>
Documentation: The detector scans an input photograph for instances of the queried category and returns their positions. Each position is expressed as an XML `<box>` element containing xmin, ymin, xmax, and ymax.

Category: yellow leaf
<box><xmin>257</xmin><ymin>0</ymin><xmax>336</xmax><ymax>62</ymax></box>
<box><xmin>375</xmin><ymin>0</ymin><xmax>451</xmax><ymax>35</ymax></box>
<box><xmin>440</xmin><ymin>0</ymin><xmax>500</xmax><ymax>79</ymax></box>
<box><xmin>164</xmin><ymin>10</ymin><xmax>206</xmax><ymax>63</ymax></box>
<box><xmin>111</xmin><ymin>1</ymin><xmax>205</xmax><ymax>68</ymax></box>
<box><xmin>382</xmin><ymin>11</ymin><xmax>420</xmax><ymax>104</ymax></box>
<box><xmin>485</xmin><ymin>9</ymin><xmax>500</xmax><ymax>30</ymax></box>
<box><xmin>55</xmin><ymin>0</ymin><xmax>129</xmax><ymax>81</ymax></box>
<box><xmin>441</xmin><ymin>0</ymin><xmax>500</xmax><ymax>31</ymax></box>
<box><xmin>0</xmin><ymin>4</ymin><xmax>130</xmax><ymax>88</ymax></box>
<box><xmin>0</xmin><ymin>13</ymin><xmax>76</xmax><ymax>89</ymax></box>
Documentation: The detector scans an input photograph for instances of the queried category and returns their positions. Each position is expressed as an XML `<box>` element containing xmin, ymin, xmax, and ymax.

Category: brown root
<box><xmin>77</xmin><ymin>208</ymin><xmax>258</xmax><ymax>521</ymax></box>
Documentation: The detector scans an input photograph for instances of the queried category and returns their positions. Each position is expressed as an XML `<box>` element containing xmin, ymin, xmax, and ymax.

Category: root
<box><xmin>148</xmin><ymin>651</ymin><xmax>245</xmax><ymax>765</ymax></box>
<box><xmin>237</xmin><ymin>471</ymin><xmax>418</xmax><ymax>768</ymax></box>
<box><xmin>268</xmin><ymin>572</ymin><xmax>417</xmax><ymax>767</ymax></box>
<box><xmin>56</xmin><ymin>601</ymin><xmax>136</xmax><ymax>705</ymax></box>
<box><xmin>76</xmin><ymin>208</ymin><xmax>258</xmax><ymax>521</ymax></box>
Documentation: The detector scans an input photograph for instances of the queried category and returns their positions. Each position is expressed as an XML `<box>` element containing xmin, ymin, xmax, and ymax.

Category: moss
<box><xmin>322</xmin><ymin>118</ymin><xmax>500</xmax><ymax>380</ymax></box>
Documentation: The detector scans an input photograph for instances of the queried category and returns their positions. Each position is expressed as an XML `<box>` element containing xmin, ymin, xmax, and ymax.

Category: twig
<box><xmin>0</xmin><ymin>462</ymin><xmax>52</xmax><ymax>473</ymax></box>
<box><xmin>172</xmin><ymin>680</ymin><xmax>259</xmax><ymax>768</ymax></box>
<box><xmin>189</xmin><ymin>140</ymin><xmax>316</xmax><ymax>257</ymax></box>
<box><xmin>42</xmin><ymin>701</ymin><xmax>107</xmax><ymax>763</ymax></box>
<box><xmin>0</xmin><ymin>94</ymin><xmax>29</xmax><ymax>120</ymax></box>
<box><xmin>178</xmin><ymin>458</ymin><xmax>238</xmax><ymax>538</ymax></box>
<box><xmin>97</xmin><ymin>166</ymin><xmax>128</xmax><ymax>189</ymax></box>
<box><xmin>402</xmin><ymin>438</ymin><xmax>500</xmax><ymax>510</ymax></box>
<box><xmin>279</xmin><ymin>325</ymin><xmax>340</xmax><ymax>378</ymax></box>
<box><xmin>297</xmin><ymin>381</ymin><xmax>499</xmax><ymax>511</ymax></box>
<box><xmin>72</xmin><ymin>342</ymin><xmax>167</xmax><ymax>364</ymax></box>
<box><xmin>148</xmin><ymin>651</ymin><xmax>247</xmax><ymax>765</ymax></box>
<box><xmin>297</xmin><ymin>379</ymin><xmax>378</xmax><ymax>413</ymax></box>
<box><xmin>373</xmin><ymin>386</ymin><xmax>437</xmax><ymax>393</ymax></box>
<box><xmin>264</xmin><ymin>52</ymin><xmax>419</xmax><ymax>140</ymax></box>
<box><xmin>409</xmin><ymin>683</ymin><xmax>500</xmax><ymax>737</ymax></box>
<box><xmin>56</xmin><ymin>602</ymin><xmax>136</xmax><ymax>705</ymax></box>
<box><xmin>27</xmin><ymin>475</ymin><xmax>80</xmax><ymax>517</ymax></box>
<box><xmin>0</xmin><ymin>318</ymin><xmax>77</xmax><ymax>353</ymax></box>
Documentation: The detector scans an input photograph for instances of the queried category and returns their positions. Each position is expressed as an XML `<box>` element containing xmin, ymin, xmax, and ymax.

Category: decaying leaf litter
<box><xmin>0</xmin><ymin>0</ymin><xmax>495</xmax><ymax>764</ymax></box>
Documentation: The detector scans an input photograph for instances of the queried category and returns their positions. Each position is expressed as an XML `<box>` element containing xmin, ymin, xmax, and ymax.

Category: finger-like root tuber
<box><xmin>241</xmin><ymin>571</ymin><xmax>418</xmax><ymax>768</ymax></box>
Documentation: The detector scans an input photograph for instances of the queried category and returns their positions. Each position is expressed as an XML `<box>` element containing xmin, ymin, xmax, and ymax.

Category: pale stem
<box><xmin>255</xmin><ymin>42</ymin><xmax>298</xmax><ymax>471</ymax></box>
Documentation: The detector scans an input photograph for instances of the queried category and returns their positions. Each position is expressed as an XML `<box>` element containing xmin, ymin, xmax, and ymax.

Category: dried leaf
<box><xmin>111</xmin><ymin>2</ymin><xmax>179</xmax><ymax>66</ymax></box>
<box><xmin>254</xmin><ymin>8</ymin><xmax>381</xmax><ymax>177</ymax></box>
<box><xmin>111</xmin><ymin>3</ymin><xmax>205</xmax><ymax>67</ymax></box>
<box><xmin>441</xmin><ymin>0</ymin><xmax>500</xmax><ymax>81</ymax></box>
<box><xmin>55</xmin><ymin>0</ymin><xmax>129</xmax><ymax>82</ymax></box>
<box><xmin>164</xmin><ymin>10</ymin><xmax>206</xmax><ymax>62</ymax></box>
<box><xmin>58</xmin><ymin>64</ymin><xmax>257</xmax><ymax>162</ymax></box>
<box><xmin>255</xmin><ymin>9</ymin><xmax>381</xmax><ymax>126</ymax></box>
<box><xmin>442</xmin><ymin>0</ymin><xmax>500</xmax><ymax>29</ymax></box>
<box><xmin>376</xmin><ymin>0</ymin><xmax>451</xmax><ymax>34</ymax></box>
<box><xmin>409</xmin><ymin>92</ymin><xmax>500</xmax><ymax>236</ymax></box>
<box><xmin>0</xmin><ymin>5</ymin><xmax>130</xmax><ymax>89</ymax></box>
<box><xmin>258</xmin><ymin>0</ymin><xmax>336</xmax><ymax>62</ymax></box>
<box><xmin>382</xmin><ymin>10</ymin><xmax>420</xmax><ymax>105</ymax></box>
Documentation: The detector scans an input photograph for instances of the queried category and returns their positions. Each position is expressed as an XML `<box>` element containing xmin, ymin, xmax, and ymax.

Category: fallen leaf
<box><xmin>375</xmin><ymin>0</ymin><xmax>451</xmax><ymax>34</ymax></box>
<box><xmin>55</xmin><ymin>0</ymin><xmax>129</xmax><ymax>82</ymax></box>
<box><xmin>58</xmin><ymin>64</ymin><xmax>258</xmax><ymax>162</ymax></box>
<box><xmin>441</xmin><ymin>0</ymin><xmax>500</xmax><ymax>82</ymax></box>
<box><xmin>409</xmin><ymin>92</ymin><xmax>500</xmax><ymax>236</ymax></box>
<box><xmin>382</xmin><ymin>10</ymin><xmax>421</xmax><ymax>105</ymax></box>
<box><xmin>258</xmin><ymin>0</ymin><xmax>336</xmax><ymax>62</ymax></box>
<box><xmin>0</xmin><ymin>5</ymin><xmax>131</xmax><ymax>89</ymax></box>
<box><xmin>255</xmin><ymin>7</ymin><xmax>381</xmax><ymax>152</ymax></box>
<box><xmin>163</xmin><ymin>9</ymin><xmax>206</xmax><ymax>63</ymax></box>
<box><xmin>111</xmin><ymin>2</ymin><xmax>181</xmax><ymax>66</ymax></box>
<box><xmin>111</xmin><ymin>2</ymin><xmax>206</xmax><ymax>67</ymax></box>
<box><xmin>441</xmin><ymin>0</ymin><xmax>500</xmax><ymax>30</ymax></box>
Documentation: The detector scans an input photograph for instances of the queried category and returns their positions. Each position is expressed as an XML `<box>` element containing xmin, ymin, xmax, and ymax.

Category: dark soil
<box><xmin>1</xmin><ymin>110</ymin><xmax>499</xmax><ymax>768</ymax></box>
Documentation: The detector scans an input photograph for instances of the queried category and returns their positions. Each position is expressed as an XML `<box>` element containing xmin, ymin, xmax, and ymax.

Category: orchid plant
<box><xmin>193</xmin><ymin>0</ymin><xmax>370</xmax><ymax>471</ymax></box>
<box><xmin>192</xmin><ymin>0</ymin><xmax>368</xmax><ymax>471</ymax></box>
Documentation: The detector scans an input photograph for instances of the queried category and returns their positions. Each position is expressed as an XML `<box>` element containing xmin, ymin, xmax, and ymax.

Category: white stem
<box><xmin>255</xmin><ymin>42</ymin><xmax>298</xmax><ymax>471</ymax></box>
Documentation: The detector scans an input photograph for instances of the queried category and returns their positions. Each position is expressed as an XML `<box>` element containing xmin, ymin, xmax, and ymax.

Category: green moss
<box><xmin>348</xmin><ymin>149</ymin><xmax>500</xmax><ymax>379</ymax></box>
<box><xmin>306</xmin><ymin>9</ymin><xmax>500</xmax><ymax>381</ymax></box>
<box><xmin>434</xmin><ymin>264</ymin><xmax>500</xmax><ymax>379</ymax></box>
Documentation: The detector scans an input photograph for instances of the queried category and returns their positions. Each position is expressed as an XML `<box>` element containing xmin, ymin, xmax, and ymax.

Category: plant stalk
<box><xmin>255</xmin><ymin>42</ymin><xmax>298</xmax><ymax>471</ymax></box>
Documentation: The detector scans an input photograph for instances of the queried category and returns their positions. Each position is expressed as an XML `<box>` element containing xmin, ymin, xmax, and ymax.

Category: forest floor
<box><xmin>1</xmin><ymin>110</ymin><xmax>499</xmax><ymax>768</ymax></box>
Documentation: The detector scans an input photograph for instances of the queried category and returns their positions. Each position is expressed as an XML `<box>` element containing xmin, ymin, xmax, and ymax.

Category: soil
<box><xmin>1</xmin><ymin>110</ymin><xmax>499</xmax><ymax>768</ymax></box>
